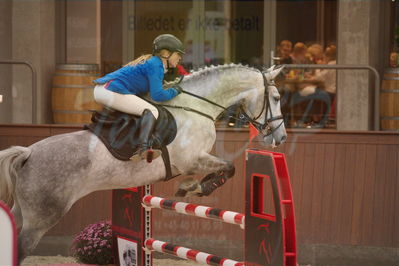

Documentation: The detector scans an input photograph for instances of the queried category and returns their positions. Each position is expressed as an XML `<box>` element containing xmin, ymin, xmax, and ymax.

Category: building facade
<box><xmin>0</xmin><ymin>0</ymin><xmax>393</xmax><ymax>128</ymax></box>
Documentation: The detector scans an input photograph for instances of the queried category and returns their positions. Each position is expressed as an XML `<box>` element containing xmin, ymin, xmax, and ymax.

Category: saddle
<box><xmin>84</xmin><ymin>106</ymin><xmax>177</xmax><ymax>180</ymax></box>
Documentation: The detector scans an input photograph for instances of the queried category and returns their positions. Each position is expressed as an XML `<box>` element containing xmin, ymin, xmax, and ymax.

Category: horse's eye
<box><xmin>274</xmin><ymin>95</ymin><xmax>280</xmax><ymax>102</ymax></box>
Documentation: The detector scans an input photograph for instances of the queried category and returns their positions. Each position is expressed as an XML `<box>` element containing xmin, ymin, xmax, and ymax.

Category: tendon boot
<box><xmin>130</xmin><ymin>109</ymin><xmax>162</xmax><ymax>163</ymax></box>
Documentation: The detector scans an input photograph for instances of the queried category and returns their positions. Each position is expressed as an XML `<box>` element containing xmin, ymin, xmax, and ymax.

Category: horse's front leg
<box><xmin>176</xmin><ymin>153</ymin><xmax>235</xmax><ymax>197</ymax></box>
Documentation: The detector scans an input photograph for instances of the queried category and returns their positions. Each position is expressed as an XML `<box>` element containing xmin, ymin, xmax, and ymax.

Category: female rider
<box><xmin>93</xmin><ymin>34</ymin><xmax>185</xmax><ymax>162</ymax></box>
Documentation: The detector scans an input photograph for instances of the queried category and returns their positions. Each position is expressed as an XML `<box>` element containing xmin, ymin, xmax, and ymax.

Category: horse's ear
<box><xmin>265</xmin><ymin>65</ymin><xmax>275</xmax><ymax>73</ymax></box>
<box><xmin>268</xmin><ymin>65</ymin><xmax>285</xmax><ymax>80</ymax></box>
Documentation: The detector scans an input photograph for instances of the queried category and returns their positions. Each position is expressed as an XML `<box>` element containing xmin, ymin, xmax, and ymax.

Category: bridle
<box><xmin>158</xmin><ymin>69</ymin><xmax>285</xmax><ymax>137</ymax></box>
<box><xmin>237</xmin><ymin>70</ymin><xmax>285</xmax><ymax>137</ymax></box>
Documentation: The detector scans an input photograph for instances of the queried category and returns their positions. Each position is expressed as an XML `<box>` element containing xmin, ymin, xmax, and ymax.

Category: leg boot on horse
<box><xmin>175</xmin><ymin>159</ymin><xmax>235</xmax><ymax>197</ymax></box>
<box><xmin>199</xmin><ymin>166</ymin><xmax>235</xmax><ymax>196</ymax></box>
<box><xmin>130</xmin><ymin>109</ymin><xmax>162</xmax><ymax>163</ymax></box>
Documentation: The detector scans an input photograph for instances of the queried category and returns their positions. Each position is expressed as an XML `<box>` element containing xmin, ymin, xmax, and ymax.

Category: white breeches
<box><xmin>94</xmin><ymin>84</ymin><xmax>159</xmax><ymax>119</ymax></box>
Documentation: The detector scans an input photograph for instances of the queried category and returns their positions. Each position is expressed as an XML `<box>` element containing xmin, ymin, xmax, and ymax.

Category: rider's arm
<box><xmin>147</xmin><ymin>64</ymin><xmax>179</xmax><ymax>102</ymax></box>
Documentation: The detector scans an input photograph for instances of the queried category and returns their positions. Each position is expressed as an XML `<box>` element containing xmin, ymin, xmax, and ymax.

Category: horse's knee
<box><xmin>18</xmin><ymin>226</ymin><xmax>47</xmax><ymax>262</ymax></box>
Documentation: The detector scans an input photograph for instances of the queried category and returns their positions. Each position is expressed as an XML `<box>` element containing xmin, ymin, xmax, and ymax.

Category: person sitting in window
<box><xmin>310</xmin><ymin>44</ymin><xmax>337</xmax><ymax>124</ymax></box>
<box><xmin>290</xmin><ymin>43</ymin><xmax>332</xmax><ymax>128</ymax></box>
<box><xmin>277</xmin><ymin>40</ymin><xmax>293</xmax><ymax>64</ymax></box>
<box><xmin>306</xmin><ymin>43</ymin><xmax>324</xmax><ymax>64</ymax></box>
<box><xmin>290</xmin><ymin>42</ymin><xmax>310</xmax><ymax>64</ymax></box>
<box><xmin>286</xmin><ymin>42</ymin><xmax>311</xmax><ymax>80</ymax></box>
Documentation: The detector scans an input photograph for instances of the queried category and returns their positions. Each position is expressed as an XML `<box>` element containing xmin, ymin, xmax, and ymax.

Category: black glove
<box><xmin>172</xmin><ymin>85</ymin><xmax>184</xmax><ymax>94</ymax></box>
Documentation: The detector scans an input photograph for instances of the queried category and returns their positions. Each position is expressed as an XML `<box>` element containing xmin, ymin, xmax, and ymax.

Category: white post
<box><xmin>0</xmin><ymin>202</ymin><xmax>17</xmax><ymax>266</ymax></box>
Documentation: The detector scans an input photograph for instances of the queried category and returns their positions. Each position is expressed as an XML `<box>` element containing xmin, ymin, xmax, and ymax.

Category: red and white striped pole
<box><xmin>142</xmin><ymin>195</ymin><xmax>245</xmax><ymax>228</ymax></box>
<box><xmin>144</xmin><ymin>238</ymin><xmax>245</xmax><ymax>266</ymax></box>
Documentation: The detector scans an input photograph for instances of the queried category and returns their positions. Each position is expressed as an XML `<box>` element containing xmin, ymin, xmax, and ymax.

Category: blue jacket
<box><xmin>94</xmin><ymin>56</ymin><xmax>178</xmax><ymax>102</ymax></box>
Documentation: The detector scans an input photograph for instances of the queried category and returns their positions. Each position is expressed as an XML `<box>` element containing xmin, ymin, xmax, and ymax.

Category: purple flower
<box><xmin>71</xmin><ymin>221</ymin><xmax>113</xmax><ymax>264</ymax></box>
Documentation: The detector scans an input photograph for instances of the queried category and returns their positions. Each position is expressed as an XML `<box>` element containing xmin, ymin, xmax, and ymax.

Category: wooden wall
<box><xmin>0</xmin><ymin>125</ymin><xmax>398</xmax><ymax>257</ymax></box>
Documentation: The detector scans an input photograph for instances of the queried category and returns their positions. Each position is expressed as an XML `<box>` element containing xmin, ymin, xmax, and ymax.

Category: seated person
<box><xmin>306</xmin><ymin>43</ymin><xmax>324</xmax><ymax>64</ymax></box>
<box><xmin>290</xmin><ymin>44</ymin><xmax>335</xmax><ymax>128</ymax></box>
<box><xmin>286</xmin><ymin>42</ymin><xmax>312</xmax><ymax>80</ymax></box>
<box><xmin>291</xmin><ymin>42</ymin><xmax>310</xmax><ymax>64</ymax></box>
<box><xmin>276</xmin><ymin>40</ymin><xmax>293</xmax><ymax>64</ymax></box>
<box><xmin>312</xmin><ymin>45</ymin><xmax>337</xmax><ymax>123</ymax></box>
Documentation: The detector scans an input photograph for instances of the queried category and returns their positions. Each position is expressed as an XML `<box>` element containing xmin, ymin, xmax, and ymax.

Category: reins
<box><xmin>158</xmin><ymin>68</ymin><xmax>285</xmax><ymax>136</ymax></box>
<box><xmin>156</xmin><ymin>103</ymin><xmax>216</xmax><ymax>121</ymax></box>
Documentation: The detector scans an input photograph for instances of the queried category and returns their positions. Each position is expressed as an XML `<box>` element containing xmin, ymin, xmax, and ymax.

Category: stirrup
<box><xmin>130</xmin><ymin>148</ymin><xmax>161</xmax><ymax>163</ymax></box>
<box><xmin>142</xmin><ymin>148</ymin><xmax>162</xmax><ymax>163</ymax></box>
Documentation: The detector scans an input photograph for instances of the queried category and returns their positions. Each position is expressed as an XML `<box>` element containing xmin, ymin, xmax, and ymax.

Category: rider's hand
<box><xmin>172</xmin><ymin>85</ymin><xmax>183</xmax><ymax>94</ymax></box>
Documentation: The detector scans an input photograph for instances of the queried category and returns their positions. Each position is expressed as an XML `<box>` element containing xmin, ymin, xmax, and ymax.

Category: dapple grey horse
<box><xmin>0</xmin><ymin>64</ymin><xmax>286</xmax><ymax>262</ymax></box>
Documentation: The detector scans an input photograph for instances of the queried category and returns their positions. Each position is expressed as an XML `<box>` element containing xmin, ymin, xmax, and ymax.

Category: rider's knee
<box><xmin>147</xmin><ymin>108</ymin><xmax>159</xmax><ymax>119</ymax></box>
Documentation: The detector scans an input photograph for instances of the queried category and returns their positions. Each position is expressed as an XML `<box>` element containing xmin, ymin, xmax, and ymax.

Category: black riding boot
<box><xmin>130</xmin><ymin>109</ymin><xmax>162</xmax><ymax>163</ymax></box>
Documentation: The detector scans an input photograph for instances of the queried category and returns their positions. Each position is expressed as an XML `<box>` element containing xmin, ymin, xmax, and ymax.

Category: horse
<box><xmin>0</xmin><ymin>64</ymin><xmax>287</xmax><ymax>262</ymax></box>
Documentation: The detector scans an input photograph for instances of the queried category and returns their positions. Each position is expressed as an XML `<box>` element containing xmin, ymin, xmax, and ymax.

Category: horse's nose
<box><xmin>280</xmin><ymin>135</ymin><xmax>287</xmax><ymax>143</ymax></box>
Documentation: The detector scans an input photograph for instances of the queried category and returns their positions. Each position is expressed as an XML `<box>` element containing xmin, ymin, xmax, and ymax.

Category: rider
<box><xmin>93</xmin><ymin>34</ymin><xmax>185</xmax><ymax>162</ymax></box>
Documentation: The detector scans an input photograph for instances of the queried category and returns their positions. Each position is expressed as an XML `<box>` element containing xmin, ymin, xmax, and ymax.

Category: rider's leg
<box><xmin>130</xmin><ymin>109</ymin><xmax>162</xmax><ymax>163</ymax></box>
<box><xmin>94</xmin><ymin>84</ymin><xmax>161</xmax><ymax>162</ymax></box>
<box><xmin>94</xmin><ymin>84</ymin><xmax>159</xmax><ymax>118</ymax></box>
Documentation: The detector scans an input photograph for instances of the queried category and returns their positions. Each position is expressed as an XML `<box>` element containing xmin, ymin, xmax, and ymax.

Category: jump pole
<box><xmin>144</xmin><ymin>238</ymin><xmax>244</xmax><ymax>266</ymax></box>
<box><xmin>142</xmin><ymin>195</ymin><xmax>245</xmax><ymax>228</ymax></box>
<box><xmin>112</xmin><ymin>149</ymin><xmax>297</xmax><ymax>266</ymax></box>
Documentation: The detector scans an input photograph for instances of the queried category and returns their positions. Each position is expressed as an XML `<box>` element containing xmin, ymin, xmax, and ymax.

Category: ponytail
<box><xmin>124</xmin><ymin>54</ymin><xmax>153</xmax><ymax>67</ymax></box>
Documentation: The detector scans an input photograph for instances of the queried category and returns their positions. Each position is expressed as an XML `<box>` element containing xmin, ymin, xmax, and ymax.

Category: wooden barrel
<box><xmin>380</xmin><ymin>68</ymin><xmax>399</xmax><ymax>130</ymax></box>
<box><xmin>52</xmin><ymin>64</ymin><xmax>102</xmax><ymax>124</ymax></box>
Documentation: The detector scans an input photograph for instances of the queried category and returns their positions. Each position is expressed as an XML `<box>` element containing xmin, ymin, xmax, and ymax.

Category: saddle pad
<box><xmin>85</xmin><ymin>106</ymin><xmax>177</xmax><ymax>161</ymax></box>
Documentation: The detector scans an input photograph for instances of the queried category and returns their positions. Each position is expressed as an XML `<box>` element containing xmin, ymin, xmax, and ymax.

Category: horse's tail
<box><xmin>0</xmin><ymin>146</ymin><xmax>31</xmax><ymax>205</ymax></box>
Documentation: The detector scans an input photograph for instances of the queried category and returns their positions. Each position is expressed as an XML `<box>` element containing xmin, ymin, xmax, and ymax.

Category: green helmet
<box><xmin>153</xmin><ymin>34</ymin><xmax>185</xmax><ymax>55</ymax></box>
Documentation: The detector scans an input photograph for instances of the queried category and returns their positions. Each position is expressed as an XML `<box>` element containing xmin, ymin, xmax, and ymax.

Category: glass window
<box><xmin>389</xmin><ymin>1</ymin><xmax>399</xmax><ymax>68</ymax></box>
<box><xmin>275</xmin><ymin>0</ymin><xmax>337</xmax><ymax>129</ymax></box>
<box><xmin>115</xmin><ymin>0</ymin><xmax>338</xmax><ymax>129</ymax></box>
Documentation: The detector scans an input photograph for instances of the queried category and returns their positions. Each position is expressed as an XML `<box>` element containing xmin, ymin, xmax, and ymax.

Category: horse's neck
<box><xmin>172</xmin><ymin>66</ymin><xmax>263</xmax><ymax>119</ymax></box>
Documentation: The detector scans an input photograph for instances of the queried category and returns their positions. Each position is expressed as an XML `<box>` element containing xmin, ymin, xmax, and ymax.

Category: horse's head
<box><xmin>171</xmin><ymin>63</ymin><xmax>287</xmax><ymax>147</ymax></box>
<box><xmin>241</xmin><ymin>65</ymin><xmax>287</xmax><ymax>147</ymax></box>
<box><xmin>262</xmin><ymin>65</ymin><xmax>287</xmax><ymax>146</ymax></box>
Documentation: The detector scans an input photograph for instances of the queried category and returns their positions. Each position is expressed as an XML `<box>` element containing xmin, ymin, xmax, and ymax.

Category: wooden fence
<box><xmin>0</xmin><ymin>125</ymin><xmax>398</xmax><ymax>260</ymax></box>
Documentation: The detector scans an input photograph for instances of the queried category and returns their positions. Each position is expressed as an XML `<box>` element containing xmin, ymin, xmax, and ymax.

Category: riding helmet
<box><xmin>153</xmin><ymin>34</ymin><xmax>185</xmax><ymax>55</ymax></box>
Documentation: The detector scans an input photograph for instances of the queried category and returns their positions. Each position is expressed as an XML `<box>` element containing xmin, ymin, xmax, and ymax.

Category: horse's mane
<box><xmin>184</xmin><ymin>63</ymin><xmax>260</xmax><ymax>81</ymax></box>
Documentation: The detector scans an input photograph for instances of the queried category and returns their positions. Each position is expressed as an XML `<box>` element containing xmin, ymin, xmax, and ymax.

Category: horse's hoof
<box><xmin>175</xmin><ymin>189</ymin><xmax>188</xmax><ymax>197</ymax></box>
<box><xmin>176</xmin><ymin>178</ymin><xmax>201</xmax><ymax>197</ymax></box>
<box><xmin>199</xmin><ymin>176</ymin><xmax>227</xmax><ymax>196</ymax></box>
